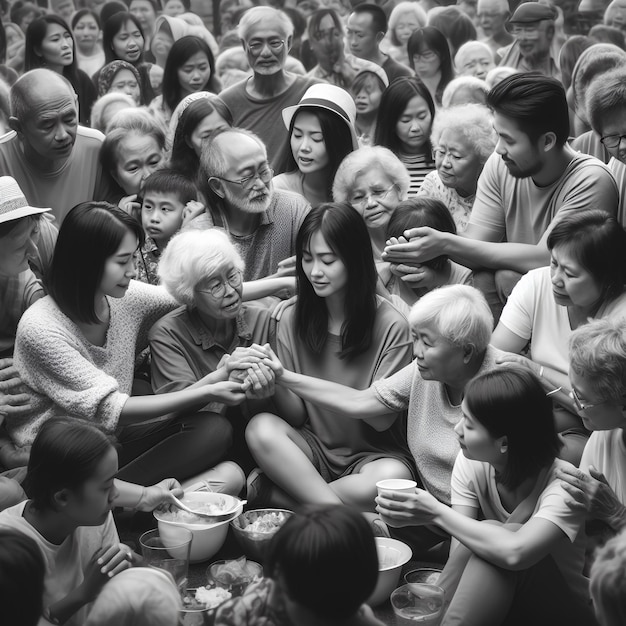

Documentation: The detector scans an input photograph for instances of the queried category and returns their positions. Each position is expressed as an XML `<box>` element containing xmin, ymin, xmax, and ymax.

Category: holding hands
<box><xmin>558</xmin><ymin>465</ymin><xmax>626</xmax><ymax>529</ymax></box>
<box><xmin>375</xmin><ymin>487</ymin><xmax>441</xmax><ymax>528</ymax></box>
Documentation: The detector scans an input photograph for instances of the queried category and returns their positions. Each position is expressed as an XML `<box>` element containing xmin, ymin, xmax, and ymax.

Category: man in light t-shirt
<box><xmin>383</xmin><ymin>72</ymin><xmax>618</xmax><ymax>319</ymax></box>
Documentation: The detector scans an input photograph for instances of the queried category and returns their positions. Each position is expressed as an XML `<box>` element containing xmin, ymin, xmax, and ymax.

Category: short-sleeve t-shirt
<box><xmin>0</xmin><ymin>127</ymin><xmax>115</xmax><ymax>224</ymax></box>
<box><xmin>219</xmin><ymin>74</ymin><xmax>320</xmax><ymax>172</ymax></box>
<box><xmin>469</xmin><ymin>152</ymin><xmax>618</xmax><ymax>244</ymax></box>
<box><xmin>0</xmin><ymin>501</ymin><xmax>119</xmax><ymax>626</ymax></box>
<box><xmin>499</xmin><ymin>267</ymin><xmax>626</xmax><ymax>376</ymax></box>
<box><xmin>451</xmin><ymin>453</ymin><xmax>588</xmax><ymax>599</ymax></box>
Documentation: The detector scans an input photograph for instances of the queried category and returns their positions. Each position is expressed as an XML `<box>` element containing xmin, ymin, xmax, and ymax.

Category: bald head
<box><xmin>11</xmin><ymin>70</ymin><xmax>76</xmax><ymax>122</ymax></box>
<box><xmin>202</xmin><ymin>127</ymin><xmax>267</xmax><ymax>179</ymax></box>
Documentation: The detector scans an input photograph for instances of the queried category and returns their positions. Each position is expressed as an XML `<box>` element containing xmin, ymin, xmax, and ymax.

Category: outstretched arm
<box><xmin>376</xmin><ymin>488</ymin><xmax>571</xmax><ymax>571</ymax></box>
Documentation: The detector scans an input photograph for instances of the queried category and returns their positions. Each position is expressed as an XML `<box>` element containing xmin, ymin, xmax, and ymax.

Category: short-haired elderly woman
<box><xmin>418</xmin><ymin>104</ymin><xmax>497</xmax><ymax>232</ymax></box>
<box><xmin>440</xmin><ymin>76</ymin><xmax>489</xmax><ymax>108</ymax></box>
<box><xmin>492</xmin><ymin>209</ymin><xmax>626</xmax><ymax>466</ymax></box>
<box><xmin>150</xmin><ymin>228</ymin><xmax>277</xmax><ymax>472</ymax></box>
<box><xmin>383</xmin><ymin>1</ymin><xmax>427</xmax><ymax>68</ymax></box>
<box><xmin>261</xmin><ymin>285</ymin><xmax>508</xmax><ymax>558</ymax></box>
<box><xmin>333</xmin><ymin>146</ymin><xmax>409</xmax><ymax>261</ymax></box>
<box><xmin>454</xmin><ymin>41</ymin><xmax>495</xmax><ymax>82</ymax></box>
<box><xmin>557</xmin><ymin>318</ymin><xmax>626</xmax><ymax>545</ymax></box>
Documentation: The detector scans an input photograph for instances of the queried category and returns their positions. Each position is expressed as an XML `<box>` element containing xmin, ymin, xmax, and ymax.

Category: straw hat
<box><xmin>282</xmin><ymin>83</ymin><xmax>360</xmax><ymax>150</ymax></box>
<box><xmin>0</xmin><ymin>177</ymin><xmax>50</xmax><ymax>225</ymax></box>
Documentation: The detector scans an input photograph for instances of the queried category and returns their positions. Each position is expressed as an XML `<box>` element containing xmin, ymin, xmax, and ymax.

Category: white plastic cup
<box><xmin>376</xmin><ymin>479</ymin><xmax>417</xmax><ymax>497</ymax></box>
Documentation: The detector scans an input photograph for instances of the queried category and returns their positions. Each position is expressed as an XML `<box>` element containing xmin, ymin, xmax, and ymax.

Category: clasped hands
<box><xmin>221</xmin><ymin>344</ymin><xmax>278</xmax><ymax>400</ymax></box>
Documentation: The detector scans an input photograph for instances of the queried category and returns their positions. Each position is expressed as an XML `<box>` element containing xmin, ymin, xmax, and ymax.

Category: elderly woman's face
<box><xmin>457</xmin><ymin>47</ymin><xmax>494</xmax><ymax>80</ymax></box>
<box><xmin>550</xmin><ymin>245</ymin><xmax>603</xmax><ymax>310</ymax></box>
<box><xmin>433</xmin><ymin>129</ymin><xmax>484</xmax><ymax>197</ymax></box>
<box><xmin>394</xmin><ymin>12</ymin><xmax>420</xmax><ymax>46</ymax></box>
<box><xmin>412</xmin><ymin>321</ymin><xmax>469</xmax><ymax>384</ymax></box>
<box><xmin>349</xmin><ymin>166</ymin><xmax>401</xmax><ymax>232</ymax></box>
<box><xmin>113</xmin><ymin>132</ymin><xmax>164</xmax><ymax>194</ymax></box>
<box><xmin>194</xmin><ymin>262</ymin><xmax>243</xmax><ymax>320</ymax></box>
<box><xmin>109</xmin><ymin>69</ymin><xmax>141</xmax><ymax>104</ymax></box>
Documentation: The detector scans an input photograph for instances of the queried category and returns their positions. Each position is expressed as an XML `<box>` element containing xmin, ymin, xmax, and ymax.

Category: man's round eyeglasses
<box><xmin>246</xmin><ymin>39</ymin><xmax>285</xmax><ymax>56</ymax></box>
<box><xmin>600</xmin><ymin>134</ymin><xmax>626</xmax><ymax>149</ymax></box>
<box><xmin>212</xmin><ymin>166</ymin><xmax>274</xmax><ymax>191</ymax></box>
<box><xmin>196</xmin><ymin>270</ymin><xmax>243</xmax><ymax>299</ymax></box>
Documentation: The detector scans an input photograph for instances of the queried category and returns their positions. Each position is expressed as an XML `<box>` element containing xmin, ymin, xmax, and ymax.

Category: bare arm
<box><xmin>377</xmin><ymin>488</ymin><xmax>570</xmax><ymax>570</ymax></box>
<box><xmin>382</xmin><ymin>226</ymin><xmax>549</xmax><ymax>274</ymax></box>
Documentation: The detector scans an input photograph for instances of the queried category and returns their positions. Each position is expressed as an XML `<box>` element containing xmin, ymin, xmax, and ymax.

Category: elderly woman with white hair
<box><xmin>261</xmin><ymin>285</ymin><xmax>508</xmax><ymax>556</ymax></box>
<box><xmin>150</xmin><ymin>228</ymin><xmax>277</xmax><ymax>475</ymax></box>
<box><xmin>383</xmin><ymin>1</ymin><xmax>428</xmax><ymax>67</ymax></box>
<box><xmin>333</xmin><ymin>146</ymin><xmax>410</xmax><ymax>260</ymax></box>
<box><xmin>418</xmin><ymin>104</ymin><xmax>496</xmax><ymax>232</ymax></box>
<box><xmin>441</xmin><ymin>76</ymin><xmax>490</xmax><ymax>108</ymax></box>
<box><xmin>454</xmin><ymin>41</ymin><xmax>495</xmax><ymax>81</ymax></box>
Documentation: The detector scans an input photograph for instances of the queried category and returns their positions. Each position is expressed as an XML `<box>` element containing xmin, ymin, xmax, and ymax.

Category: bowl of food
<box><xmin>368</xmin><ymin>537</ymin><xmax>413</xmax><ymax>606</ymax></box>
<box><xmin>155</xmin><ymin>492</ymin><xmax>244</xmax><ymax>563</ymax></box>
<box><xmin>179</xmin><ymin>586</ymin><xmax>233</xmax><ymax>626</ymax></box>
<box><xmin>230</xmin><ymin>509</ymin><xmax>293</xmax><ymax>562</ymax></box>
<box><xmin>390</xmin><ymin>582</ymin><xmax>444</xmax><ymax>624</ymax></box>
<box><xmin>207</xmin><ymin>558</ymin><xmax>263</xmax><ymax>597</ymax></box>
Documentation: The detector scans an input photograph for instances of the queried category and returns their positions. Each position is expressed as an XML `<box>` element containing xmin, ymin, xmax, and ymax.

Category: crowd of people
<box><xmin>1</xmin><ymin>0</ymin><xmax>626</xmax><ymax>623</ymax></box>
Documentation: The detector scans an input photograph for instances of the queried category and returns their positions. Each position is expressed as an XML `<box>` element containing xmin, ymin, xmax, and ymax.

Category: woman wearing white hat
<box><xmin>273</xmin><ymin>83</ymin><xmax>359</xmax><ymax>207</ymax></box>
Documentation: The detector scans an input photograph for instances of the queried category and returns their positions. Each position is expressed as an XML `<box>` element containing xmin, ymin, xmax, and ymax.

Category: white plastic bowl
<box><xmin>368</xmin><ymin>537</ymin><xmax>413</xmax><ymax>606</ymax></box>
<box><xmin>154</xmin><ymin>492</ymin><xmax>243</xmax><ymax>563</ymax></box>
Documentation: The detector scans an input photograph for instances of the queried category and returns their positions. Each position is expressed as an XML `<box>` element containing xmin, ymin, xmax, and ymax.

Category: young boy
<box><xmin>137</xmin><ymin>170</ymin><xmax>201</xmax><ymax>285</ymax></box>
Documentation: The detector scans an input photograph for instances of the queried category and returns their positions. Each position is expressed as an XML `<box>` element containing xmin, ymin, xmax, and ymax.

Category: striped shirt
<box><xmin>399</xmin><ymin>151</ymin><xmax>434</xmax><ymax>196</ymax></box>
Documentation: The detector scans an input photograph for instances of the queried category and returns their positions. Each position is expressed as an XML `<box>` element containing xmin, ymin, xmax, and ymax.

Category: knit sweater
<box><xmin>11</xmin><ymin>281</ymin><xmax>177</xmax><ymax>446</ymax></box>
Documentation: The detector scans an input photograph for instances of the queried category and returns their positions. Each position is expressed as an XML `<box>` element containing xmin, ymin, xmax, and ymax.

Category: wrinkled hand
<box><xmin>495</xmin><ymin>353</ymin><xmax>540</xmax><ymax>375</ymax></box>
<box><xmin>224</xmin><ymin>345</ymin><xmax>271</xmax><ymax>374</ymax></box>
<box><xmin>182</xmin><ymin>200</ymin><xmax>205</xmax><ymax>226</ymax></box>
<box><xmin>375</xmin><ymin>487</ymin><xmax>439</xmax><ymax>528</ymax></box>
<box><xmin>271</xmin><ymin>295</ymin><xmax>296</xmax><ymax>322</ymax></box>
<box><xmin>80</xmin><ymin>544</ymin><xmax>133</xmax><ymax>601</ymax></box>
<box><xmin>276</xmin><ymin>255</ymin><xmax>297</xmax><ymax>278</ymax></box>
<box><xmin>0</xmin><ymin>358</ymin><xmax>31</xmax><ymax>420</ymax></box>
<box><xmin>0</xmin><ymin>439</ymin><xmax>30</xmax><ymax>469</ymax></box>
<box><xmin>137</xmin><ymin>478</ymin><xmax>184</xmax><ymax>512</ymax></box>
<box><xmin>382</xmin><ymin>227</ymin><xmax>444</xmax><ymax>265</ymax></box>
<box><xmin>242</xmin><ymin>362</ymin><xmax>275</xmax><ymax>399</ymax></box>
<box><xmin>119</xmin><ymin>194</ymin><xmax>141</xmax><ymax>220</ymax></box>
<box><xmin>559</xmin><ymin>465</ymin><xmax>626</xmax><ymax>527</ymax></box>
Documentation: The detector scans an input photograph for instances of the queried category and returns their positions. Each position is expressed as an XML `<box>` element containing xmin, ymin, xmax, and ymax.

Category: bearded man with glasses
<box><xmin>218</xmin><ymin>6</ymin><xmax>320</xmax><ymax>172</ymax></box>
<box><xmin>185</xmin><ymin>127</ymin><xmax>310</xmax><ymax>283</ymax></box>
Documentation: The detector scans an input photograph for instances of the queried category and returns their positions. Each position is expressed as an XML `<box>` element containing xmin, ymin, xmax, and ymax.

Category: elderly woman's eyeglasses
<box><xmin>600</xmin><ymin>133</ymin><xmax>626</xmax><ymax>149</ymax></box>
<box><xmin>246</xmin><ymin>38</ymin><xmax>285</xmax><ymax>56</ymax></box>
<box><xmin>212</xmin><ymin>166</ymin><xmax>273</xmax><ymax>191</ymax></box>
<box><xmin>350</xmin><ymin>184</ymin><xmax>397</xmax><ymax>209</ymax></box>
<box><xmin>432</xmin><ymin>146</ymin><xmax>466</xmax><ymax>163</ymax></box>
<box><xmin>196</xmin><ymin>270</ymin><xmax>243</xmax><ymax>299</ymax></box>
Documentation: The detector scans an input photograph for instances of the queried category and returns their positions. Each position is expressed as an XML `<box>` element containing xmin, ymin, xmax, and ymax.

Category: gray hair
<box><xmin>200</xmin><ymin>127</ymin><xmax>266</xmax><ymax>179</ymax></box>
<box><xmin>238</xmin><ymin>6</ymin><xmax>294</xmax><ymax>42</ymax></box>
<box><xmin>484</xmin><ymin>66</ymin><xmax>518</xmax><ymax>89</ymax></box>
<box><xmin>454</xmin><ymin>41</ymin><xmax>494</xmax><ymax>73</ymax></box>
<box><xmin>587</xmin><ymin>66</ymin><xmax>626</xmax><ymax>134</ymax></box>
<box><xmin>332</xmin><ymin>146</ymin><xmax>410</xmax><ymax>202</ymax></box>
<box><xmin>476</xmin><ymin>0</ymin><xmax>509</xmax><ymax>13</ymax></box>
<box><xmin>431</xmin><ymin>104</ymin><xmax>496</xmax><ymax>164</ymax></box>
<box><xmin>441</xmin><ymin>76</ymin><xmax>489</xmax><ymax>108</ymax></box>
<box><xmin>158</xmin><ymin>229</ymin><xmax>245</xmax><ymax>307</ymax></box>
<box><xmin>90</xmin><ymin>92</ymin><xmax>136</xmax><ymax>133</ymax></box>
<box><xmin>408</xmin><ymin>285</ymin><xmax>493</xmax><ymax>352</ymax></box>
<box><xmin>569</xmin><ymin>317</ymin><xmax>626</xmax><ymax>402</ymax></box>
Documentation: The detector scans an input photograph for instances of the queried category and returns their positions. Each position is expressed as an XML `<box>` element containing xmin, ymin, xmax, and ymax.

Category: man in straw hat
<box><xmin>0</xmin><ymin>69</ymin><xmax>114</xmax><ymax>224</ymax></box>
<box><xmin>0</xmin><ymin>176</ymin><xmax>52</xmax><ymax>475</ymax></box>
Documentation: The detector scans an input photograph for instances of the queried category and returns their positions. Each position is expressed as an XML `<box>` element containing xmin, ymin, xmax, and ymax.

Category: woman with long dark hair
<box><xmin>150</xmin><ymin>35</ymin><xmax>220</xmax><ymax>126</ymax></box>
<box><xmin>25</xmin><ymin>15</ymin><xmax>97</xmax><ymax>124</ymax></box>
<box><xmin>10</xmin><ymin>202</ymin><xmax>248</xmax><ymax>487</ymax></box>
<box><xmin>374</xmin><ymin>76</ymin><xmax>436</xmax><ymax>195</ymax></box>
<box><xmin>245</xmin><ymin>202</ymin><xmax>414</xmax><ymax>512</ymax></box>
<box><xmin>273</xmin><ymin>84</ymin><xmax>358</xmax><ymax>206</ymax></box>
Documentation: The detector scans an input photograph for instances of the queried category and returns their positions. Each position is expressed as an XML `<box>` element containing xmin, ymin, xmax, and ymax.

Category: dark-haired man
<box><xmin>346</xmin><ymin>3</ymin><xmax>413</xmax><ymax>83</ymax></box>
<box><xmin>383</xmin><ymin>73</ymin><xmax>618</xmax><ymax>317</ymax></box>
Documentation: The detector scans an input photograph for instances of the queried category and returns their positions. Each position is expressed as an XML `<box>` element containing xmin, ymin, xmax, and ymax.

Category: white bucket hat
<box><xmin>282</xmin><ymin>83</ymin><xmax>360</xmax><ymax>150</ymax></box>
<box><xmin>0</xmin><ymin>176</ymin><xmax>50</xmax><ymax>225</ymax></box>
